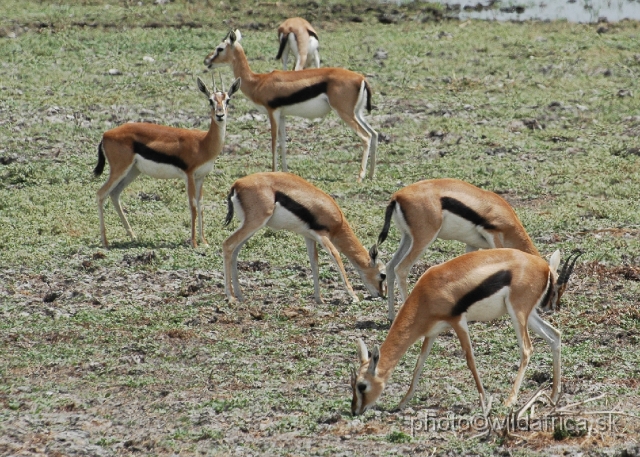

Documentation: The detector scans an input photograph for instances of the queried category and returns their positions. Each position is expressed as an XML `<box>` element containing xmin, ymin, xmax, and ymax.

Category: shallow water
<box><xmin>431</xmin><ymin>0</ymin><xmax>640</xmax><ymax>22</ymax></box>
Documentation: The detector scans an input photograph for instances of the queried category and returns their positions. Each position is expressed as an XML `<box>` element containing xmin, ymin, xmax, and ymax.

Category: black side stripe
<box><xmin>267</xmin><ymin>81</ymin><xmax>328</xmax><ymax>109</ymax></box>
<box><xmin>452</xmin><ymin>270</ymin><xmax>512</xmax><ymax>316</ymax></box>
<box><xmin>440</xmin><ymin>196</ymin><xmax>497</xmax><ymax>230</ymax></box>
<box><xmin>308</xmin><ymin>30</ymin><xmax>319</xmax><ymax>40</ymax></box>
<box><xmin>133</xmin><ymin>141</ymin><xmax>188</xmax><ymax>170</ymax></box>
<box><xmin>275</xmin><ymin>191</ymin><xmax>328</xmax><ymax>231</ymax></box>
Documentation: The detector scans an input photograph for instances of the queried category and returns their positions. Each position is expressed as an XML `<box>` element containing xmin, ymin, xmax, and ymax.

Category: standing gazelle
<box><xmin>223</xmin><ymin>172</ymin><xmax>386</xmax><ymax>303</ymax></box>
<box><xmin>276</xmin><ymin>17</ymin><xmax>320</xmax><ymax>71</ymax></box>
<box><xmin>94</xmin><ymin>76</ymin><xmax>241</xmax><ymax>248</ymax></box>
<box><xmin>351</xmin><ymin>248</ymin><xmax>579</xmax><ymax>416</ymax></box>
<box><xmin>204</xmin><ymin>30</ymin><xmax>378</xmax><ymax>183</ymax></box>
<box><xmin>376</xmin><ymin>178</ymin><xmax>546</xmax><ymax>321</ymax></box>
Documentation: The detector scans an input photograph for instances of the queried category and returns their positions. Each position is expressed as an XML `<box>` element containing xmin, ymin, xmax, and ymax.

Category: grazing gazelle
<box><xmin>351</xmin><ymin>248</ymin><xmax>581</xmax><ymax>416</ymax></box>
<box><xmin>223</xmin><ymin>172</ymin><xmax>386</xmax><ymax>303</ymax></box>
<box><xmin>204</xmin><ymin>30</ymin><xmax>378</xmax><ymax>183</ymax></box>
<box><xmin>275</xmin><ymin>17</ymin><xmax>320</xmax><ymax>71</ymax></box>
<box><xmin>376</xmin><ymin>178</ymin><xmax>544</xmax><ymax>321</ymax></box>
<box><xmin>94</xmin><ymin>76</ymin><xmax>241</xmax><ymax>248</ymax></box>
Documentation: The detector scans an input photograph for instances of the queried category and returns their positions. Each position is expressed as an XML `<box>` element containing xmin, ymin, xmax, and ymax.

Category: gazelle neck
<box><xmin>377</xmin><ymin>299</ymin><xmax>424</xmax><ymax>382</ymax></box>
<box><xmin>231</xmin><ymin>44</ymin><xmax>258</xmax><ymax>93</ymax></box>
<box><xmin>203</xmin><ymin>117</ymin><xmax>226</xmax><ymax>159</ymax></box>
<box><xmin>331</xmin><ymin>222</ymin><xmax>371</xmax><ymax>272</ymax></box>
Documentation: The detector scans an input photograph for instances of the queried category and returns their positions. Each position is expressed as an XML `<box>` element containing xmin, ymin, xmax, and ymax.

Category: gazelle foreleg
<box><xmin>305</xmin><ymin>238</ymin><xmax>322</xmax><ymax>303</ymax></box>
<box><xmin>505</xmin><ymin>301</ymin><xmax>534</xmax><ymax>407</ymax></box>
<box><xmin>451</xmin><ymin>317</ymin><xmax>489</xmax><ymax>414</ymax></box>
<box><xmin>397</xmin><ymin>335</ymin><xmax>437</xmax><ymax>409</ymax></box>
<box><xmin>527</xmin><ymin>309</ymin><xmax>562</xmax><ymax>403</ymax></box>
<box><xmin>278</xmin><ymin>113</ymin><xmax>288</xmax><ymax>172</ymax></box>
<box><xmin>186</xmin><ymin>174</ymin><xmax>199</xmax><ymax>248</ymax></box>
<box><xmin>317</xmin><ymin>234</ymin><xmax>358</xmax><ymax>303</ymax></box>
<box><xmin>195</xmin><ymin>177</ymin><xmax>208</xmax><ymax>247</ymax></box>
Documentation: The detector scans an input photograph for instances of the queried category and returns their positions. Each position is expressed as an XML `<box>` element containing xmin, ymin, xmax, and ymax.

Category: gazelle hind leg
<box><xmin>195</xmin><ymin>178</ymin><xmax>208</xmax><ymax>246</ymax></box>
<box><xmin>451</xmin><ymin>318</ymin><xmax>489</xmax><ymax>414</ymax></box>
<box><xmin>305</xmin><ymin>238</ymin><xmax>322</xmax><ymax>303</ymax></box>
<box><xmin>354</xmin><ymin>89</ymin><xmax>378</xmax><ymax>179</ymax></box>
<box><xmin>394</xmin><ymin>230</ymin><xmax>440</xmax><ymax>307</ymax></box>
<box><xmin>397</xmin><ymin>336</ymin><xmax>436</xmax><ymax>409</ymax></box>
<box><xmin>101</xmin><ymin>166</ymin><xmax>140</xmax><ymax>246</ymax></box>
<box><xmin>528</xmin><ymin>309</ymin><xmax>562</xmax><ymax>402</ymax></box>
<box><xmin>385</xmin><ymin>233</ymin><xmax>412</xmax><ymax>321</ymax></box>
<box><xmin>505</xmin><ymin>300</ymin><xmax>534</xmax><ymax>407</ymax></box>
<box><xmin>317</xmin><ymin>235</ymin><xmax>358</xmax><ymax>303</ymax></box>
<box><xmin>222</xmin><ymin>209</ymin><xmax>272</xmax><ymax>302</ymax></box>
<box><xmin>332</xmin><ymin>95</ymin><xmax>375</xmax><ymax>182</ymax></box>
<box><xmin>268</xmin><ymin>112</ymin><xmax>280</xmax><ymax>172</ymax></box>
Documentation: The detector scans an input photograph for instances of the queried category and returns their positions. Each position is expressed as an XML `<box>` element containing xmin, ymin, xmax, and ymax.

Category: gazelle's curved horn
<box><xmin>211</xmin><ymin>72</ymin><xmax>217</xmax><ymax>93</ymax></box>
<box><xmin>219</xmin><ymin>71</ymin><xmax>226</xmax><ymax>93</ymax></box>
<box><xmin>558</xmin><ymin>250</ymin><xmax>583</xmax><ymax>285</ymax></box>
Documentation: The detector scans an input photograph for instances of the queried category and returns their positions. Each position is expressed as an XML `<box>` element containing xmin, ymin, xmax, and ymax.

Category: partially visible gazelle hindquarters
<box><xmin>276</xmin><ymin>17</ymin><xmax>320</xmax><ymax>70</ymax></box>
<box><xmin>95</xmin><ymin>76</ymin><xmax>241</xmax><ymax>248</ymax></box>
<box><xmin>204</xmin><ymin>29</ymin><xmax>378</xmax><ymax>182</ymax></box>
<box><xmin>375</xmin><ymin>178</ymin><xmax>581</xmax><ymax>321</ymax></box>
<box><xmin>222</xmin><ymin>172</ymin><xmax>386</xmax><ymax>303</ymax></box>
<box><xmin>351</xmin><ymin>248</ymin><xmax>574</xmax><ymax>416</ymax></box>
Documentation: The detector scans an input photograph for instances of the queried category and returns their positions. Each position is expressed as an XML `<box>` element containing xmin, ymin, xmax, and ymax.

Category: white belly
<box><xmin>134</xmin><ymin>155</ymin><xmax>185</xmax><ymax>180</ymax></box>
<box><xmin>267</xmin><ymin>203</ymin><xmax>314</xmax><ymax>236</ymax></box>
<box><xmin>280</xmin><ymin>94</ymin><xmax>332</xmax><ymax>119</ymax></box>
<box><xmin>194</xmin><ymin>160</ymin><xmax>215</xmax><ymax>179</ymax></box>
<box><xmin>439</xmin><ymin>212</ymin><xmax>493</xmax><ymax>248</ymax></box>
<box><xmin>464</xmin><ymin>289</ymin><xmax>509</xmax><ymax>322</ymax></box>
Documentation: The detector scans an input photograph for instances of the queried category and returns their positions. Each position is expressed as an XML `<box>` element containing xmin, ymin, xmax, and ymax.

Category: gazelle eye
<box><xmin>217</xmin><ymin>47</ymin><xmax>223</xmax><ymax>53</ymax></box>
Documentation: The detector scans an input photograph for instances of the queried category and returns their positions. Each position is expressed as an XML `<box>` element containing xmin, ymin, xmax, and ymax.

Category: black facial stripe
<box><xmin>133</xmin><ymin>141</ymin><xmax>188</xmax><ymax>170</ymax></box>
<box><xmin>451</xmin><ymin>270</ymin><xmax>512</xmax><ymax>316</ymax></box>
<box><xmin>267</xmin><ymin>81</ymin><xmax>328</xmax><ymax>109</ymax></box>
<box><xmin>274</xmin><ymin>191</ymin><xmax>328</xmax><ymax>231</ymax></box>
<box><xmin>440</xmin><ymin>196</ymin><xmax>497</xmax><ymax>230</ymax></box>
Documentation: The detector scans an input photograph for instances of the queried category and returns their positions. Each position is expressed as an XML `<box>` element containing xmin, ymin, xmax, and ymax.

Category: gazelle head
<box><xmin>362</xmin><ymin>244</ymin><xmax>387</xmax><ymax>299</ymax></box>
<box><xmin>204</xmin><ymin>29</ymin><xmax>242</xmax><ymax>69</ymax></box>
<box><xmin>196</xmin><ymin>75</ymin><xmax>241</xmax><ymax>124</ymax></box>
<box><xmin>544</xmin><ymin>249</ymin><xmax>582</xmax><ymax>311</ymax></box>
<box><xmin>351</xmin><ymin>339</ymin><xmax>385</xmax><ymax>416</ymax></box>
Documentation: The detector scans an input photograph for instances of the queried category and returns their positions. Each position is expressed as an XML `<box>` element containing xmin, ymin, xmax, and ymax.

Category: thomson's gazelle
<box><xmin>276</xmin><ymin>17</ymin><xmax>320</xmax><ymax>71</ymax></box>
<box><xmin>94</xmin><ymin>76</ymin><xmax>241</xmax><ymax>248</ymax></box>
<box><xmin>204</xmin><ymin>30</ymin><xmax>378</xmax><ymax>183</ymax></box>
<box><xmin>351</xmin><ymin>248</ymin><xmax>580</xmax><ymax>416</ymax></box>
<box><xmin>223</xmin><ymin>172</ymin><xmax>386</xmax><ymax>303</ymax></box>
<box><xmin>376</xmin><ymin>178</ymin><xmax>545</xmax><ymax>321</ymax></box>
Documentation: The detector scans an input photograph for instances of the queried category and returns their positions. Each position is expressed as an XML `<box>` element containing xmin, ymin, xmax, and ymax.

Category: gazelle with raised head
<box><xmin>351</xmin><ymin>248</ymin><xmax>582</xmax><ymax>416</ymax></box>
<box><xmin>276</xmin><ymin>17</ymin><xmax>320</xmax><ymax>71</ymax></box>
<box><xmin>223</xmin><ymin>172</ymin><xmax>386</xmax><ymax>303</ymax></box>
<box><xmin>204</xmin><ymin>30</ymin><xmax>378</xmax><ymax>183</ymax></box>
<box><xmin>94</xmin><ymin>76</ymin><xmax>241</xmax><ymax>248</ymax></box>
<box><xmin>376</xmin><ymin>178</ymin><xmax>545</xmax><ymax>321</ymax></box>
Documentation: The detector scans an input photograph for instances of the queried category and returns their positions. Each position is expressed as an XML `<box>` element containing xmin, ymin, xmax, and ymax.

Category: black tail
<box><xmin>377</xmin><ymin>200</ymin><xmax>397</xmax><ymax>246</ymax></box>
<box><xmin>224</xmin><ymin>188</ymin><xmax>235</xmax><ymax>226</ymax></box>
<box><xmin>94</xmin><ymin>140</ymin><xmax>105</xmax><ymax>177</ymax></box>
<box><xmin>364</xmin><ymin>81</ymin><xmax>373</xmax><ymax>113</ymax></box>
<box><xmin>275</xmin><ymin>33</ymin><xmax>289</xmax><ymax>60</ymax></box>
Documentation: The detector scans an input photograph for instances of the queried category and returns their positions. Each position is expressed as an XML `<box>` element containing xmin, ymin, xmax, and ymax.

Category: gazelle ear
<box><xmin>369</xmin><ymin>244</ymin><xmax>378</xmax><ymax>264</ymax></box>
<box><xmin>356</xmin><ymin>338</ymin><xmax>368</xmax><ymax>364</ymax></box>
<box><xmin>196</xmin><ymin>77</ymin><xmax>210</xmax><ymax>98</ymax></box>
<box><xmin>367</xmin><ymin>346</ymin><xmax>380</xmax><ymax>376</ymax></box>
<box><xmin>234</xmin><ymin>29</ymin><xmax>242</xmax><ymax>42</ymax></box>
<box><xmin>228</xmin><ymin>77</ymin><xmax>242</xmax><ymax>98</ymax></box>
<box><xmin>549</xmin><ymin>249</ymin><xmax>561</xmax><ymax>272</ymax></box>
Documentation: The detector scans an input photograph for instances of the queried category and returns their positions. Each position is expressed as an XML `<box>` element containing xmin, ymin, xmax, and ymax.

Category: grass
<box><xmin>1</xmin><ymin>1</ymin><xmax>639</xmax><ymax>455</ymax></box>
